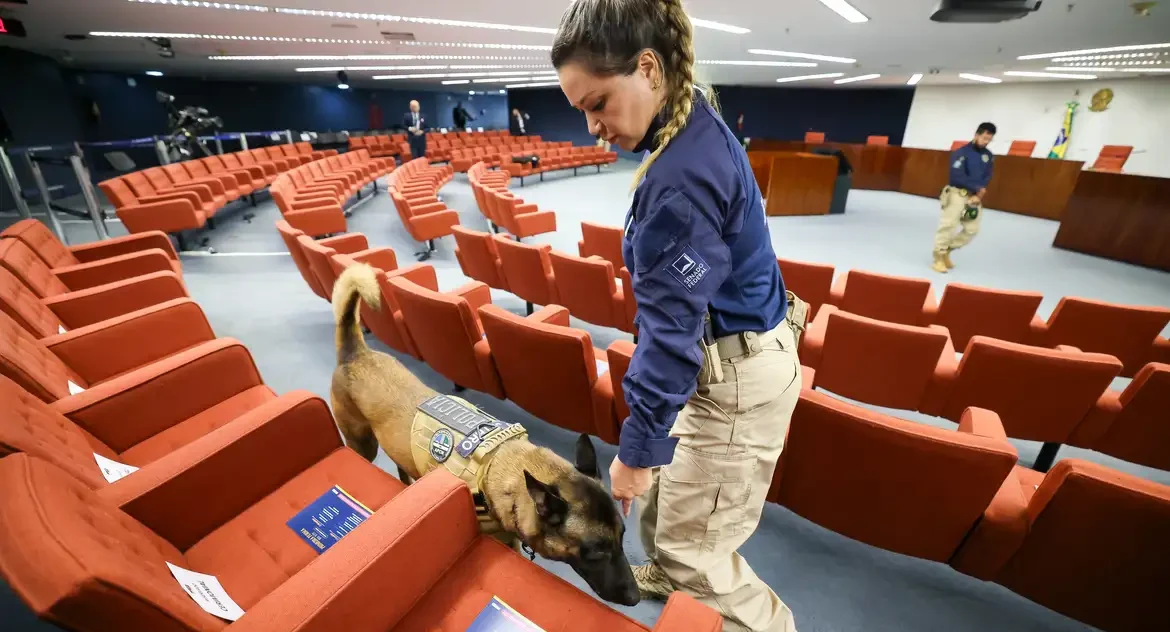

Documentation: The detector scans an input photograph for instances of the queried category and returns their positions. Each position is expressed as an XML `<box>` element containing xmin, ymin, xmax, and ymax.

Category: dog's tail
<box><xmin>332</xmin><ymin>263</ymin><xmax>382</xmax><ymax>364</ymax></box>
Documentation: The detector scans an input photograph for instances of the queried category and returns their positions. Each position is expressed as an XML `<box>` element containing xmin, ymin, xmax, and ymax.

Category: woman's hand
<box><xmin>610</xmin><ymin>457</ymin><xmax>653</xmax><ymax>517</ymax></box>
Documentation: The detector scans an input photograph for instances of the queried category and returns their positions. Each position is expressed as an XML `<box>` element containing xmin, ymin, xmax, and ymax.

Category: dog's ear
<box><xmin>524</xmin><ymin>470</ymin><xmax>567</xmax><ymax>527</ymax></box>
<box><xmin>574</xmin><ymin>434</ymin><xmax>600</xmax><ymax>480</ymax></box>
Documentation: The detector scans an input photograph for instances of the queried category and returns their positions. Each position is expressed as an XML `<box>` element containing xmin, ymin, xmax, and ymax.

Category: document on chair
<box><xmin>92</xmin><ymin>453</ymin><xmax>138</xmax><ymax>483</ymax></box>
<box><xmin>68</xmin><ymin>380</ymin><xmax>85</xmax><ymax>395</ymax></box>
<box><xmin>166</xmin><ymin>562</ymin><xmax>245</xmax><ymax>621</ymax></box>
<box><xmin>286</xmin><ymin>485</ymin><xmax>373</xmax><ymax>554</ymax></box>
<box><xmin>466</xmin><ymin>597</ymin><xmax>545</xmax><ymax>631</ymax></box>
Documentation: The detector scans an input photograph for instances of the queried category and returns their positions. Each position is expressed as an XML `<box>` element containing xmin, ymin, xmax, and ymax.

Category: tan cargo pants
<box><xmin>639</xmin><ymin>322</ymin><xmax>802</xmax><ymax>632</ymax></box>
<box><xmin>933</xmin><ymin>186</ymin><xmax>982</xmax><ymax>255</ymax></box>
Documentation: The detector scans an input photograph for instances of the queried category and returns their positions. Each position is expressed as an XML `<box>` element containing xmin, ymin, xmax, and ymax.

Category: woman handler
<box><xmin>553</xmin><ymin>2</ymin><xmax>801</xmax><ymax>631</ymax></box>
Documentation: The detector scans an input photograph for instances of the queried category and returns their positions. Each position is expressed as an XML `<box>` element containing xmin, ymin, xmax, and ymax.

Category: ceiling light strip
<box><xmin>834</xmin><ymin>73</ymin><xmax>880</xmax><ymax>84</ymax></box>
<box><xmin>1018</xmin><ymin>42</ymin><xmax>1170</xmax><ymax>60</ymax></box>
<box><xmin>815</xmin><ymin>0</ymin><xmax>869</xmax><ymax>23</ymax></box>
<box><xmin>748</xmin><ymin>49</ymin><xmax>856</xmax><ymax>64</ymax></box>
<box><xmin>442</xmin><ymin>80</ymin><xmax>470</xmax><ymax>85</ymax></box>
<box><xmin>697</xmin><ymin>60</ymin><xmax>818</xmax><ymax>67</ymax></box>
<box><xmin>1046</xmin><ymin>66</ymin><xmax>1114</xmax><ymax>72</ymax></box>
<box><xmin>209</xmin><ymin>55</ymin><xmax>543</xmax><ymax>61</ymax></box>
<box><xmin>687</xmin><ymin>18</ymin><xmax>750</xmax><ymax>34</ymax></box>
<box><xmin>1053</xmin><ymin>52</ymin><xmax>1162</xmax><ymax>61</ymax></box>
<box><xmin>90</xmin><ymin>31</ymin><xmax>552</xmax><ymax>50</ymax></box>
<box><xmin>1120</xmin><ymin>67</ymin><xmax>1170</xmax><ymax>72</ymax></box>
<box><xmin>295</xmin><ymin>66</ymin><xmax>552</xmax><ymax>73</ymax></box>
<box><xmin>775</xmin><ymin>73</ymin><xmax>845</xmax><ymax>83</ymax></box>
<box><xmin>958</xmin><ymin>73</ymin><xmax>1002</xmax><ymax>84</ymax></box>
<box><xmin>907</xmin><ymin>73</ymin><xmax>923</xmax><ymax>86</ymax></box>
<box><xmin>1004</xmin><ymin>71</ymin><xmax>1098</xmax><ymax>79</ymax></box>
<box><xmin>504</xmin><ymin>81</ymin><xmax>561</xmax><ymax>89</ymax></box>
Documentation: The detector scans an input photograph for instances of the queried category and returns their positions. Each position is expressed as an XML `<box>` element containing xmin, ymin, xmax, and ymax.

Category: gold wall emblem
<box><xmin>1089</xmin><ymin>88</ymin><xmax>1113</xmax><ymax>112</ymax></box>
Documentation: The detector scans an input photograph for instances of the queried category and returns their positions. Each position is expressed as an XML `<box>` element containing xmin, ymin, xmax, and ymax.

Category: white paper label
<box><xmin>93</xmin><ymin>453</ymin><xmax>139</xmax><ymax>483</ymax></box>
<box><xmin>166</xmin><ymin>562</ymin><xmax>245</xmax><ymax>621</ymax></box>
<box><xmin>68</xmin><ymin>380</ymin><xmax>86</xmax><ymax>395</ymax></box>
<box><xmin>595</xmin><ymin>359</ymin><xmax>609</xmax><ymax>377</ymax></box>
<box><xmin>58</xmin><ymin>324</ymin><xmax>67</xmax><ymax>334</ymax></box>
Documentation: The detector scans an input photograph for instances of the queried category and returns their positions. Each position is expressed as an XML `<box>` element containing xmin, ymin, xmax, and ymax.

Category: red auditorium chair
<box><xmin>2</xmin><ymin>218</ymin><xmax>179</xmax><ymax>272</ymax></box>
<box><xmin>98</xmin><ymin>176</ymin><xmax>211</xmax><ymax>241</ymax></box>
<box><xmin>238</xmin><ymin>147</ymin><xmax>288</xmax><ymax>177</ymax></box>
<box><xmin>327</xmin><ymin>256</ymin><xmax>435</xmax><ymax>359</ymax></box>
<box><xmin>950</xmin><ymin>140</ymin><xmax>967</xmax><ymax>151</ymax></box>
<box><xmin>478</xmin><ymin>304</ymin><xmax>617</xmax><ymax>439</ymax></box>
<box><xmin>920</xmin><ymin>337</ymin><xmax>1122</xmax><ymax>471</ymax></box>
<box><xmin>275</xmin><ymin>220</ymin><xmax>334</xmax><ymax>300</ymax></box>
<box><xmin>866</xmin><ymin>136</ymin><xmax>889</xmax><ymax>146</ymax></box>
<box><xmin>295</xmin><ymin>141</ymin><xmax>335</xmax><ymax>161</ymax></box>
<box><xmin>132</xmin><ymin>166</ymin><xmax>226</xmax><ymax>211</ymax></box>
<box><xmin>949</xmin><ymin>459</ymin><xmax>1170</xmax><ymax>632</ymax></box>
<box><xmin>278</xmin><ymin>143</ymin><xmax>313</xmax><ymax>166</ymax></box>
<box><xmin>452</xmin><ymin>226</ymin><xmax>509</xmax><ymax>291</ymax></box>
<box><xmin>185</xmin><ymin>157</ymin><xmax>256</xmax><ymax>202</ymax></box>
<box><xmin>295</xmin><ymin>233</ymin><xmax>384</xmax><ymax>299</ymax></box>
<box><xmin>600</xmin><ymin>340</ymin><xmax>636</xmax><ymax>445</ymax></box>
<box><xmin>217</xmin><ymin>152</ymin><xmax>276</xmax><ymax>186</ymax></box>
<box><xmin>389</xmin><ymin>191</ymin><xmax>460</xmax><ymax>262</ymax></box>
<box><xmin>549</xmin><ymin>251</ymin><xmax>632</xmax><ymax>332</ymax></box>
<box><xmin>269</xmin><ymin>190</ymin><xmax>348</xmax><ymax>239</ymax></box>
<box><xmin>829</xmin><ymin>269</ymin><xmax>937</xmax><ymax>327</ymax></box>
<box><xmin>0</xmin><ymin>341</ymin><xmax>272</xmax><ymax>487</ymax></box>
<box><xmin>0</xmin><ymin>298</ymin><xmax>221</xmax><ymax>404</ymax></box>
<box><xmin>1090</xmin><ymin>145</ymin><xmax>1133</xmax><ymax>172</ymax></box>
<box><xmin>769</xmin><ymin>391</ymin><xmax>1018</xmax><ymax>563</ymax></box>
<box><xmin>1029</xmin><ymin>297</ymin><xmax>1170</xmax><ymax>377</ymax></box>
<box><xmin>163</xmin><ymin>162</ymin><xmax>243</xmax><ymax>206</ymax></box>
<box><xmin>493</xmin><ymin>234</ymin><xmax>559</xmax><ymax>315</ymax></box>
<box><xmin>387</xmin><ymin>276</ymin><xmax>505</xmax><ymax>396</ymax></box>
<box><xmin>1007</xmin><ymin>140</ymin><xmax>1036</xmax><ymax>157</ymax></box>
<box><xmin>923</xmin><ymin>282</ymin><xmax>1044</xmax><ymax>350</ymax></box>
<box><xmin>802</xmin><ymin>305</ymin><xmax>954</xmax><ymax>411</ymax></box>
<box><xmin>487</xmin><ymin>189</ymin><xmax>557</xmax><ymax>239</ymax></box>
<box><xmin>0</xmin><ymin>237</ymin><xmax>180</xmax><ymax>301</ymax></box>
<box><xmin>0</xmin><ymin>266</ymin><xmax>186</xmax><ymax>340</ymax></box>
<box><xmin>262</xmin><ymin>144</ymin><xmax>300</xmax><ymax>169</ymax></box>
<box><xmin>777</xmin><ymin>257</ymin><xmax>835</xmax><ymax>319</ymax></box>
<box><xmin>1069</xmin><ymin>362</ymin><xmax>1170</xmax><ymax>471</ymax></box>
<box><xmin>249</xmin><ymin>147</ymin><xmax>292</xmax><ymax>172</ymax></box>
<box><xmin>805</xmin><ymin>131</ymin><xmax>825</xmax><ymax>143</ymax></box>
<box><xmin>579</xmin><ymin>221</ymin><xmax>625</xmax><ymax>275</ymax></box>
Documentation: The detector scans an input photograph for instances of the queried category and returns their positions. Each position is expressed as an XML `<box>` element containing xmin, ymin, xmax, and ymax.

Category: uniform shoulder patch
<box><xmin>430</xmin><ymin>429</ymin><xmax>454</xmax><ymax>463</ymax></box>
<box><xmin>665</xmin><ymin>245</ymin><xmax>712</xmax><ymax>292</ymax></box>
<box><xmin>953</xmin><ymin>157</ymin><xmax>964</xmax><ymax>168</ymax></box>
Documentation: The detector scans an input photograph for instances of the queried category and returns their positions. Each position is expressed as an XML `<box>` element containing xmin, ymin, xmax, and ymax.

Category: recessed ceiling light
<box><xmin>91</xmin><ymin>30</ymin><xmax>553</xmax><ymax>51</ymax></box>
<box><xmin>337</xmin><ymin>82</ymin><xmax>349</xmax><ymax>89</ymax></box>
<box><xmin>210</xmin><ymin>55</ymin><xmax>543</xmax><ymax>61</ymax></box>
<box><xmin>442</xmin><ymin>79</ymin><xmax>470</xmax><ymax>85</ymax></box>
<box><xmin>472</xmin><ymin>77</ymin><xmax>532</xmax><ymax>83</ymax></box>
<box><xmin>1018</xmin><ymin>42</ymin><xmax>1170</xmax><ymax>60</ymax></box>
<box><xmin>145</xmin><ymin>70</ymin><xmax>164</xmax><ymax>77</ymax></box>
<box><xmin>1121</xmin><ymin>67</ymin><xmax>1170</xmax><ymax>72</ymax></box>
<box><xmin>688</xmin><ymin>18</ymin><xmax>750</xmax><ymax>34</ymax></box>
<box><xmin>814</xmin><ymin>0</ymin><xmax>869</xmax><ymax>23</ymax></box>
<box><xmin>1004</xmin><ymin>71</ymin><xmax>1098</xmax><ymax>79</ymax></box>
<box><xmin>775</xmin><ymin>73</ymin><xmax>846</xmax><ymax>83</ymax></box>
<box><xmin>749</xmin><ymin>49</ymin><xmax>856</xmax><ymax>64</ymax></box>
<box><xmin>958</xmin><ymin>73</ymin><xmax>1002</xmax><ymax>83</ymax></box>
<box><xmin>503</xmin><ymin>81</ymin><xmax>561</xmax><ymax>89</ymax></box>
<box><xmin>372</xmin><ymin>73</ymin><xmax>451</xmax><ymax>80</ymax></box>
<box><xmin>834</xmin><ymin>73</ymin><xmax>881</xmax><ymax>84</ymax></box>
<box><xmin>697</xmin><ymin>60</ymin><xmax>818</xmax><ymax>67</ymax></box>
<box><xmin>907</xmin><ymin>73</ymin><xmax>923</xmax><ymax>86</ymax></box>
<box><xmin>1046</xmin><ymin>66</ymin><xmax>1114</xmax><ymax>72</ymax></box>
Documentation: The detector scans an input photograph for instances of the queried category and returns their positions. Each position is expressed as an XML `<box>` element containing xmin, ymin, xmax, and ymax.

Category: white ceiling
<box><xmin>1</xmin><ymin>0</ymin><xmax>1168</xmax><ymax>89</ymax></box>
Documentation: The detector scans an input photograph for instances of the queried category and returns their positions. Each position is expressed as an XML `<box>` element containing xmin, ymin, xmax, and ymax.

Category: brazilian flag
<box><xmin>1048</xmin><ymin>101</ymin><xmax>1078</xmax><ymax>159</ymax></box>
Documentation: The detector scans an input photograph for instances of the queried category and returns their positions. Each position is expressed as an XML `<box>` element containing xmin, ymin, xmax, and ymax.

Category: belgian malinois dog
<box><xmin>329</xmin><ymin>264</ymin><xmax>639</xmax><ymax>606</ymax></box>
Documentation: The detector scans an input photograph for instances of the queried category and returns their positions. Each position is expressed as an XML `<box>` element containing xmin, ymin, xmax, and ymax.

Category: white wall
<box><xmin>902</xmin><ymin>77</ymin><xmax>1170</xmax><ymax>178</ymax></box>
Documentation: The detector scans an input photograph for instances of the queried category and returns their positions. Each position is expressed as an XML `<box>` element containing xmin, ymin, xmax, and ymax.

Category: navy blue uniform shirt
<box><xmin>949</xmin><ymin>142</ymin><xmax>994</xmax><ymax>192</ymax></box>
<box><xmin>618</xmin><ymin>94</ymin><xmax>787</xmax><ymax>469</ymax></box>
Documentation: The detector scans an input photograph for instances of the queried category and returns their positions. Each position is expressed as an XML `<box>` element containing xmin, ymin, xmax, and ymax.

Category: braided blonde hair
<box><xmin>552</xmin><ymin>0</ymin><xmax>714</xmax><ymax>191</ymax></box>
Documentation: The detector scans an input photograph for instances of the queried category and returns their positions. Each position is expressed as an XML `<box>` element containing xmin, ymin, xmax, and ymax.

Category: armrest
<box><xmin>44</xmin><ymin>298</ymin><xmax>215</xmax><ymax>385</ymax></box>
<box><xmin>69</xmin><ymin>231</ymin><xmax>179</xmax><ymax>262</ymax></box>
<box><xmin>514</xmin><ymin>203</ymin><xmax>540</xmax><ymax>215</ymax></box>
<box><xmin>165</xmin><ymin>182</ymin><xmax>215</xmax><ymax>204</ymax></box>
<box><xmin>957</xmin><ymin>407</ymin><xmax>1008</xmax><ymax>441</ymax></box>
<box><xmin>352</xmin><ymin>247</ymin><xmax>400</xmax><ymax>272</ymax></box>
<box><xmin>1150</xmin><ymin>337</ymin><xmax>1170</xmax><ymax>365</ymax></box>
<box><xmin>515</xmin><ymin>211</ymin><xmax>557</xmax><ymax>236</ymax></box>
<box><xmin>829</xmin><ymin>272</ymin><xmax>848</xmax><ymax>306</ymax></box>
<box><xmin>283</xmin><ymin>207</ymin><xmax>347</xmax><ymax>239</ymax></box>
<box><xmin>1067</xmin><ymin>391</ymin><xmax>1122</xmax><ymax>448</ymax></box>
<box><xmin>528</xmin><ymin>305</ymin><xmax>571</xmax><ymax>327</ymax></box>
<box><xmin>798</xmin><ymin>303</ymin><xmax>836</xmax><ymax>371</ymax></box>
<box><xmin>919</xmin><ymin>326</ymin><xmax>961</xmax><ymax>416</ymax></box>
<box><xmin>183</xmin><ymin>176</ymin><xmax>227</xmax><ymax>196</ymax></box>
<box><xmin>409</xmin><ymin>201</ymin><xmax>448</xmax><ymax>215</ymax></box>
<box><xmin>115</xmin><ymin>200</ymin><xmax>204</xmax><ymax>236</ymax></box>
<box><xmin>53</xmin><ymin>249</ymin><xmax>176</xmax><ymax>291</ymax></box>
<box><xmin>383</xmin><ymin>263</ymin><xmax>438</xmax><ymax>293</ymax></box>
<box><xmin>453</xmin><ymin>281</ymin><xmax>492</xmax><ymax>313</ymax></box>
<box><xmin>100</xmin><ymin>391</ymin><xmax>342</xmax><ymax>551</ymax></box>
<box><xmin>948</xmin><ymin>465</ymin><xmax>1029</xmax><ymax>581</ymax></box>
<box><xmin>56</xmin><ymin>338</ymin><xmax>263</xmax><ymax>452</ymax></box>
<box><xmin>410</xmin><ymin>210</ymin><xmax>459</xmax><ymax>236</ymax></box>
<box><xmin>136</xmin><ymin>190</ymin><xmax>204</xmax><ymax>209</ymax></box>
<box><xmin>1027</xmin><ymin>314</ymin><xmax>1049</xmax><ymax>346</ymax></box>
<box><xmin>320</xmin><ymin>233</ymin><xmax>370</xmax><ymax>254</ymax></box>
<box><xmin>234</xmin><ymin>164</ymin><xmax>267</xmax><ymax>180</ymax></box>
<box><xmin>228</xmin><ymin>470</ymin><xmax>477</xmax><ymax>632</ymax></box>
<box><xmin>44</xmin><ymin>271</ymin><xmax>188</xmax><ymax>330</ymax></box>
<box><xmin>653</xmin><ymin>593</ymin><xmax>724</xmax><ymax>632</ymax></box>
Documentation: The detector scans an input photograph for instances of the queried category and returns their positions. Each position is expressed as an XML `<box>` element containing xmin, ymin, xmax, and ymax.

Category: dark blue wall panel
<box><xmin>714</xmin><ymin>85</ymin><xmax>915</xmax><ymax>146</ymax></box>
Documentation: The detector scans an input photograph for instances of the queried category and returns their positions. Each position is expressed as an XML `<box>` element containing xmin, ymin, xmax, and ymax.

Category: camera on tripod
<box><xmin>157</xmin><ymin>91</ymin><xmax>224</xmax><ymax>162</ymax></box>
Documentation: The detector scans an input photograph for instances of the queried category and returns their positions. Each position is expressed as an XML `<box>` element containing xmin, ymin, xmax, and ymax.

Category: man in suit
<box><xmin>404</xmin><ymin>100</ymin><xmax>427</xmax><ymax>161</ymax></box>
<box><xmin>510</xmin><ymin>108</ymin><xmax>529</xmax><ymax>137</ymax></box>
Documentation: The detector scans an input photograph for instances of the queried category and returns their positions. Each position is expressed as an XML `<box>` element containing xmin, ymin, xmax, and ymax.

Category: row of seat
<box><xmin>348</xmin><ymin>133</ymin><xmax>412</xmax><ymax>160</ymax></box>
<box><xmin>0</xmin><ymin>219</ymin><xmax>718</xmax><ymax>631</ymax></box>
<box><xmin>779</xmin><ymin>260</ymin><xmax>1170</xmax><ymax>377</ymax></box>
<box><xmin>944</xmin><ymin>139</ymin><xmax>1133</xmax><ymax>171</ymax></box>
<box><xmin>269</xmin><ymin>148</ymin><xmax>396</xmax><ymax>238</ymax></box>
<box><xmin>425</xmin><ymin>131</ymin><xmax>540</xmax><ymax>163</ymax></box>
<box><xmin>386</xmin><ymin>159</ymin><xmax>460</xmax><ymax>260</ymax></box>
<box><xmin>468</xmin><ymin>162</ymin><xmax>558</xmax><ymax>239</ymax></box>
<box><xmin>98</xmin><ymin>143</ymin><xmax>337</xmax><ymax>245</ymax></box>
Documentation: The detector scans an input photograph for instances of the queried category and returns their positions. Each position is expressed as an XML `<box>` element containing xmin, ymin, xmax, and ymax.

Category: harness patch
<box><xmin>418</xmin><ymin>395</ymin><xmax>514</xmax><ymax>458</ymax></box>
<box><xmin>666</xmin><ymin>245</ymin><xmax>711</xmax><ymax>292</ymax></box>
<box><xmin>430</xmin><ymin>429</ymin><xmax>454</xmax><ymax>463</ymax></box>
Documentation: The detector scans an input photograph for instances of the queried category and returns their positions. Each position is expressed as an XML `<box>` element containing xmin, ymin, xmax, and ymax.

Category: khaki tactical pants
<box><xmin>933</xmin><ymin>186</ymin><xmax>982</xmax><ymax>255</ymax></box>
<box><xmin>639</xmin><ymin>323</ymin><xmax>802</xmax><ymax>632</ymax></box>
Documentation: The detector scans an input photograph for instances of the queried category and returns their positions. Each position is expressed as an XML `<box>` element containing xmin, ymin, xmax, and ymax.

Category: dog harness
<box><xmin>410</xmin><ymin>394</ymin><xmax>528</xmax><ymax>540</ymax></box>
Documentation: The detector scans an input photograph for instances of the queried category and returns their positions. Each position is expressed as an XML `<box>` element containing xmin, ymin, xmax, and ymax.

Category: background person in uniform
<box><xmin>933</xmin><ymin>122</ymin><xmax>995</xmax><ymax>273</ymax></box>
<box><xmin>510</xmin><ymin>108</ymin><xmax>530</xmax><ymax>136</ymax></box>
<box><xmin>403</xmin><ymin>100</ymin><xmax>427</xmax><ymax>161</ymax></box>
<box><xmin>452</xmin><ymin>101</ymin><xmax>473</xmax><ymax>131</ymax></box>
<box><xmin>554</xmin><ymin>1</ymin><xmax>801</xmax><ymax>631</ymax></box>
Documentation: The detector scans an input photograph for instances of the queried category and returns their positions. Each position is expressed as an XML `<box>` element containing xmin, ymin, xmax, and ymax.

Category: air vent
<box><xmin>381</xmin><ymin>31</ymin><xmax>417</xmax><ymax>41</ymax></box>
<box><xmin>331</xmin><ymin>23</ymin><xmax>359</xmax><ymax>29</ymax></box>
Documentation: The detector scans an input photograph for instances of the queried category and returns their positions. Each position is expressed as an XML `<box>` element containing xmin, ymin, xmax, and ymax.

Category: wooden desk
<box><xmin>1054</xmin><ymin>171</ymin><xmax>1170</xmax><ymax>272</ymax></box>
<box><xmin>765</xmin><ymin>152</ymin><xmax>838</xmax><ymax>216</ymax></box>
<box><xmin>983</xmin><ymin>155</ymin><xmax>1084</xmax><ymax>220</ymax></box>
<box><xmin>898</xmin><ymin>148</ymin><xmax>950</xmax><ymax>198</ymax></box>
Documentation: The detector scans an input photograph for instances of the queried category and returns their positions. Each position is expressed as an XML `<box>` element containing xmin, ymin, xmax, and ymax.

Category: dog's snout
<box><xmin>616</xmin><ymin>585</ymin><xmax>641</xmax><ymax>606</ymax></box>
